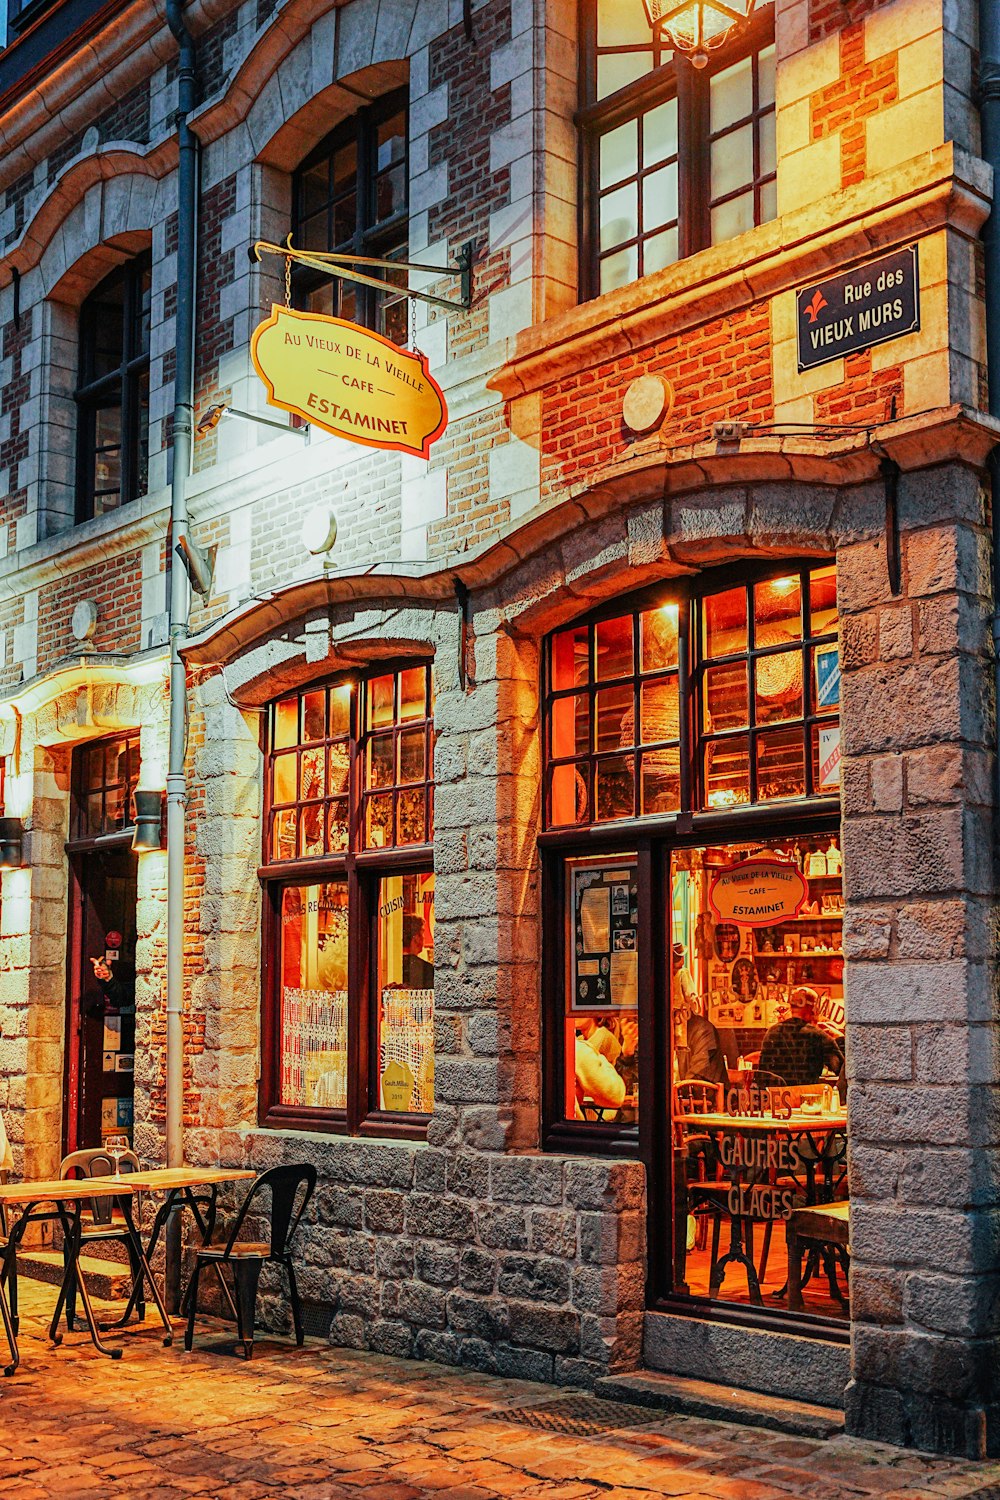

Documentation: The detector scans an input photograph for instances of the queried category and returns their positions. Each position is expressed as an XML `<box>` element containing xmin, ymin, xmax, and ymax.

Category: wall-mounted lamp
<box><xmin>0</xmin><ymin>817</ymin><xmax>26</xmax><ymax>869</ymax></box>
<box><xmin>639</xmin><ymin>0</ymin><xmax>756</xmax><ymax>66</ymax></box>
<box><xmin>131</xmin><ymin>791</ymin><xmax>165</xmax><ymax>853</ymax></box>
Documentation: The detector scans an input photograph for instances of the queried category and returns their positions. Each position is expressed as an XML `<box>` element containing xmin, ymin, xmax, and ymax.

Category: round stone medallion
<box><xmin>622</xmin><ymin>374</ymin><xmax>673</xmax><ymax>435</ymax></box>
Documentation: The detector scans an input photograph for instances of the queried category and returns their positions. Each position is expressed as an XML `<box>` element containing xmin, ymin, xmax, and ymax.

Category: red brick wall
<box><xmin>811</xmin><ymin>21</ymin><xmax>899</xmax><ymax>189</ymax></box>
<box><xmin>814</xmin><ymin>350</ymin><xmax>902</xmax><ymax>427</ymax></box>
<box><xmin>539</xmin><ymin>305</ymin><xmax>774</xmax><ymax>502</ymax></box>
<box><xmin>1</xmin><ymin>311</ymin><xmax>32</xmax><ymax>493</ymax></box>
<box><xmin>35</xmin><ymin>549</ymin><xmax>143</xmax><ymax>671</ymax></box>
<box><xmin>809</xmin><ymin>0</ymin><xmax>895</xmax><ymax>45</ymax></box>
<box><xmin>192</xmin><ymin>173</ymin><xmax>237</xmax><ymax>471</ymax></box>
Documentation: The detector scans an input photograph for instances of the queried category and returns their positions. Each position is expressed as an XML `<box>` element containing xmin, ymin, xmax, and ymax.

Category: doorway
<box><xmin>63</xmin><ymin>735</ymin><xmax>140</xmax><ymax>1154</ymax></box>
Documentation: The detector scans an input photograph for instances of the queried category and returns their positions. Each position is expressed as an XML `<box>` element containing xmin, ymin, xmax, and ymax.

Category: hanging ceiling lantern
<box><xmin>640</xmin><ymin>0</ymin><xmax>757</xmax><ymax>67</ymax></box>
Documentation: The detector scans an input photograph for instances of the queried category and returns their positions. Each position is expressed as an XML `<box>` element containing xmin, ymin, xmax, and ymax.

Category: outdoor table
<box><xmin>108</xmin><ymin>1166</ymin><xmax>256</xmax><ymax>1331</ymax></box>
<box><xmin>679</xmin><ymin>1110</ymin><xmax>848</xmax><ymax>1304</ymax></box>
<box><xmin>0</xmin><ymin>1177</ymin><xmax>169</xmax><ymax>1371</ymax></box>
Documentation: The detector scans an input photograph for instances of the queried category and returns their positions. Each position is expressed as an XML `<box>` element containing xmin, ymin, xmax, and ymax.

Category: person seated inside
<box><xmin>672</xmin><ymin>945</ymin><xmax>729</xmax><ymax>1086</ymax></box>
<box><xmin>574</xmin><ymin>1016</ymin><xmax>637</xmax><ymax>1118</ymax></box>
<box><xmin>758</xmin><ymin>985</ymin><xmax>844</xmax><ymax>1086</ymax></box>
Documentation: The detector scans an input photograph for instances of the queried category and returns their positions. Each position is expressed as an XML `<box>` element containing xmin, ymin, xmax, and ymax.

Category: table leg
<box><xmin>787</xmin><ymin>1221</ymin><xmax>803</xmax><ymax>1311</ymax></box>
<box><xmin>103</xmin><ymin>1202</ymin><xmax>172</xmax><ymax>1346</ymax></box>
<box><xmin>0</xmin><ymin>1246</ymin><xmax>17</xmax><ymax>1375</ymax></box>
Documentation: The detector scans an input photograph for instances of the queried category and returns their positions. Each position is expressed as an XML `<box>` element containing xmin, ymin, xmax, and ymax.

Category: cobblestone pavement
<box><xmin>1</xmin><ymin>1282</ymin><xmax>997</xmax><ymax>1499</ymax></box>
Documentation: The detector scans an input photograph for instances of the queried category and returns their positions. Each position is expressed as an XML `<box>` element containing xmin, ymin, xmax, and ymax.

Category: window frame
<box><xmin>68</xmin><ymin>732</ymin><xmax>141</xmax><ymax>847</ymax></box>
<box><xmin>75</xmin><ymin>254</ymin><xmax>151</xmax><ymax>523</ymax></box>
<box><xmin>577</xmin><ymin>1</ymin><xmax>776</xmax><ymax>301</ymax></box>
<box><xmin>258</xmin><ymin>659</ymin><xmax>435</xmax><ymax>1139</ymax></box>
<box><xmin>290</xmin><ymin>87</ymin><xmax>410</xmax><ymax>341</ymax></box>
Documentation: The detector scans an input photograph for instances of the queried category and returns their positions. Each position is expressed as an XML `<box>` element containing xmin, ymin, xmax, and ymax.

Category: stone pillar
<box><xmin>840</xmin><ymin>467</ymin><xmax>1000</xmax><ymax>1456</ymax></box>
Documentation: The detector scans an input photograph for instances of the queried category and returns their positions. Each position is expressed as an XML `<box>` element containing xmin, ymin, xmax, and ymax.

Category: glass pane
<box><xmin>597</xmin><ymin>686</ymin><xmax>633</xmax><ymax>752</ymax></box>
<box><xmin>597</xmin><ymin>51</ymin><xmax>654</xmax><ymax>99</ymax></box>
<box><xmin>813</xmin><ymin>721</ymin><xmax>842</xmax><ymax>794</ymax></box>
<box><xmin>551</xmin><ymin>762</ymin><xmax>588</xmax><ymax>826</ymax></box>
<box><xmin>758</xmin><ymin>44</ymin><xmax>776</xmax><ymax>108</ymax></box>
<box><xmin>643</xmin><ymin>98</ymin><xmax>678</xmax><ymax>167</ymax></box>
<box><xmin>641</xmin><ymin>606</ymin><xmax>679</xmax><ymax>671</ymax></box>
<box><xmin>704</xmin><ymin>736</ymin><xmax>750</xmax><ymax>808</ymax></box>
<box><xmin>272</xmin><ymin>752</ymin><xmax>296</xmax><ymax>805</ymax></box>
<box><xmin>552</xmin><ymin>626</ymin><xmax>590</xmax><ymax>690</ymax></box>
<box><xmin>106</xmin><ymin>784</ymin><xmax>124</xmax><ymax>830</ymax></box>
<box><xmin>600</xmin><ymin>119</ymin><xmax>638</xmax><ymax>190</ymax></box>
<box><xmin>328</xmin><ymin>799</ymin><xmax>349</xmax><ymax>853</ymax></box>
<box><xmin>597</xmin><ymin>0</ymin><xmax>653</xmax><ymax>47</ymax></box>
<box><xmin>300</xmin><ymin>802</ymin><xmax>325</xmax><ymax>858</ymax></box>
<box><xmin>135</xmin><ymin>369</ymin><xmax>150</xmax><ymax>498</ymax></box>
<box><xmin>369</xmin><ymin>674</ymin><xmax>395</xmax><ymax>729</ymax></box>
<box><xmin>135</xmin><ymin>267</ymin><xmax>152</xmax><ymax>356</ymax></box>
<box><xmin>711</xmin><ymin>123</ymin><xmax>754</xmax><ymax>200</ymax></box>
<box><xmin>644</xmin><ymin>227</ymin><xmax>679</xmax><ymax>275</ymax></box>
<box><xmin>757</xmin><ymin>727</ymin><xmax>807</xmax><ymax>801</ymax></box>
<box><xmin>641</xmin><ymin>677</ymin><xmax>679</xmax><ymax>744</ymax></box>
<box><xmin>302</xmin><ymin>691</ymin><xmax>325</xmax><ymax>743</ymax></box>
<box><xmin>600</xmin><ymin>182</ymin><xmax>639</xmax><ymax>252</ymax></box>
<box><xmin>759</xmin><ymin>176</ymin><xmax>777</xmax><ymax>224</ymax></box>
<box><xmin>332</xmin><ymin>140</ymin><xmax>357</xmax><ymax>193</ymax></box>
<box><xmin>760</xmin><ymin>112</ymin><xmax>777</xmax><ymax>177</ymax></box>
<box><xmin>399</xmin><ymin>667</ymin><xmax>426</xmax><ymax>721</ymax></box>
<box><xmin>279</xmin><ymin>881</ymin><xmax>348</xmax><ymax>1109</ymax></box>
<box><xmin>813</xmin><ymin>645</ymin><xmax>841</xmax><ymax>714</ymax></box>
<box><xmin>595</xmin><ymin>755</ymin><xmax>635</xmax><ymax>821</ymax></box>
<box><xmin>86</xmin><ymin>792</ymin><xmax>104</xmax><ymax>838</ymax></box>
<box><xmin>332</xmin><ymin>192</ymin><xmax>358</xmax><ymax>246</ymax></box>
<box><xmin>755</xmin><ymin>576</ymin><xmax>802</xmax><ymax>645</ymax></box>
<box><xmin>300</xmin><ymin>211</ymin><xmax>329</xmax><ymax>251</ymax></box>
<box><xmin>551</xmin><ymin>694</ymin><xmax>589</xmax><ymax>760</ymax></box>
<box><xmin>397</xmin><ymin>787</ymin><xmax>426</xmax><ymax>845</ymax></box>
<box><xmin>600</xmin><ymin>243</ymin><xmax>639</xmax><ymax>293</ymax></box>
<box><xmin>365</xmin><ymin>793</ymin><xmax>394</xmax><ymax>849</ymax></box>
<box><xmin>272</xmin><ymin>808</ymin><xmax>298</xmax><ymax>861</ymax></box>
<box><xmin>712</xmin><ymin>192</ymin><xmax>754</xmax><ymax>244</ymax></box>
<box><xmin>305</xmin><ymin>280</ymin><xmax>335</xmax><ymax>317</ymax></box>
<box><xmin>368</xmin><ymin>734</ymin><xmax>394</xmax><ymax>789</ymax></box>
<box><xmin>274</xmin><ymin>698</ymin><xmax>298</xmax><ymax>750</ymax></box>
<box><xmin>86</xmin><ymin>746</ymin><xmax>105</xmax><ymax>790</ymax></box>
<box><xmin>595</xmin><ymin>614</ymin><xmax>634</xmax><ymax>680</ymax></box>
<box><xmin>668</xmin><ymin>839</ymin><xmax>846</xmax><ymax>1316</ymax></box>
<box><xmin>641</xmin><ymin>749</ymin><xmax>679</xmax><ymax>813</ymax></box>
<box><xmin>705</xmin><ymin>662</ymin><xmax>748</xmax><ymax>731</ymax></box>
<box><xmin>376</xmin><ymin>163</ymin><xmax>406</xmax><ymax>222</ymax></box>
<box><xmin>710</xmin><ymin>55</ymin><xmax>753</xmax><ymax>133</ymax></box>
<box><xmin>643</xmin><ymin>162</ymin><xmax>678</xmax><ymax>232</ymax></box>
<box><xmin>299</xmin><ymin>746</ymin><xmax>324</xmax><ymax>802</ymax></box>
<box><xmin>398</xmin><ymin>728</ymin><xmax>425</xmax><ymax>784</ymax></box>
<box><xmin>565</xmin><ymin>856</ymin><xmax>640</xmax><ymax>1125</ymax></box>
<box><xmin>377</xmin><ymin>112</ymin><xmax>406</xmax><ymax>171</ymax></box>
<box><xmin>299</xmin><ymin>160</ymin><xmax>328</xmax><ymax>219</ymax></box>
<box><xmin>329</xmin><ymin>684</ymin><xmax>352</xmax><ymax>737</ymax></box>
<box><xmin>810</xmin><ymin>565</ymin><xmax>838</xmax><ymax>636</ymax></box>
<box><xmin>378</xmin><ymin>872</ymin><xmax>435</xmax><ymax>1113</ymax></box>
<box><xmin>755</xmin><ymin>653</ymin><xmax>804</xmax><ymax>724</ymax></box>
<box><xmin>704</xmin><ymin>588</ymin><xmax>747</xmax><ymax>658</ymax></box>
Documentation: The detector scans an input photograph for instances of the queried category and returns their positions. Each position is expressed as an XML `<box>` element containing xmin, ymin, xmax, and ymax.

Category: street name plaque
<box><xmin>796</xmin><ymin>246</ymin><xmax>920</xmax><ymax>373</ymax></box>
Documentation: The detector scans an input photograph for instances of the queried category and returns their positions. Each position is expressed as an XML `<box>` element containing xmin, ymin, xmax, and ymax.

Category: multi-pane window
<box><xmin>544</xmin><ymin>563</ymin><xmax>839</xmax><ymax>827</ymax></box>
<box><xmin>76</xmin><ymin>256</ymin><xmax>151</xmax><ymax>520</ymax></box>
<box><xmin>291</xmin><ymin>89</ymin><xmax>409</xmax><ymax>346</ymax></box>
<box><xmin>71</xmin><ymin>734</ymin><xmax>140</xmax><ymax>841</ymax></box>
<box><xmin>263</xmin><ymin>664</ymin><xmax>435</xmax><ymax>1132</ymax></box>
<box><xmin>579</xmin><ymin>0</ymin><xmax>776</xmax><ymax>298</ymax></box>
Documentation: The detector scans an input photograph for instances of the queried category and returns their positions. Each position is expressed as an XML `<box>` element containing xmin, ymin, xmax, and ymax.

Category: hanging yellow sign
<box><xmin>250</xmin><ymin>304</ymin><xmax>448</xmax><ymax>460</ymax></box>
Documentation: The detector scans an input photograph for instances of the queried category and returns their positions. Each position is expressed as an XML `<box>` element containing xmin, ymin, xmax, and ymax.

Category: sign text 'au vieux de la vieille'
<box><xmin>796</xmin><ymin>245</ymin><xmax>920</xmax><ymax>373</ymax></box>
<box><xmin>251</xmin><ymin>305</ymin><xmax>448</xmax><ymax>460</ymax></box>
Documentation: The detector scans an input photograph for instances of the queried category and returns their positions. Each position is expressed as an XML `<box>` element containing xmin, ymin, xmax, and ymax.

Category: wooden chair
<box><xmin>786</xmin><ymin>1200</ymin><xmax>850</xmax><ymax>1312</ymax></box>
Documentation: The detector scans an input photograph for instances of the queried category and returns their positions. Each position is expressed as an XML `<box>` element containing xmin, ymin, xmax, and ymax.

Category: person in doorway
<box><xmin>672</xmin><ymin>944</ymin><xmax>729</xmax><ymax>1086</ymax></box>
<box><xmin>86</xmin><ymin>955</ymin><xmax>136</xmax><ymax>1016</ymax></box>
<box><xmin>758</xmin><ymin>985</ymin><xmax>843</xmax><ymax>1085</ymax></box>
<box><xmin>401</xmin><ymin>916</ymin><xmax>434</xmax><ymax>990</ymax></box>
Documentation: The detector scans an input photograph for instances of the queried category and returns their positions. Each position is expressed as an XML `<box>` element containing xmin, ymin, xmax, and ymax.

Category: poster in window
<box><xmin>570</xmin><ymin>861</ymin><xmax>638</xmax><ymax>1011</ymax></box>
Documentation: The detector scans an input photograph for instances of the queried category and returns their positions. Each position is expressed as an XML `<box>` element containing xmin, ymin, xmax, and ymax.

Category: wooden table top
<box><xmin>0</xmin><ymin>1178</ymin><xmax>134</xmax><ymax>1205</ymax></box>
<box><xmin>121</xmin><ymin>1166</ymin><xmax>256</xmax><ymax>1190</ymax></box>
<box><xmin>684</xmin><ymin>1111</ymin><xmax>848</xmax><ymax>1132</ymax></box>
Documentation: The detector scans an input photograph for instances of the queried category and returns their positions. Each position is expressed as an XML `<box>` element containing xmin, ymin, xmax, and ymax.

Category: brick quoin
<box><xmin>0</xmin><ymin>311</ymin><xmax>33</xmax><ymax>492</ymax></box>
<box><xmin>539</xmin><ymin>305</ymin><xmax>774</xmax><ymax>499</ymax></box>
<box><xmin>809</xmin><ymin>0</ymin><xmax>895</xmax><ymax>45</ymax></box>
<box><xmin>35</xmin><ymin>550</ymin><xmax>144</xmax><ymax>671</ymax></box>
<box><xmin>814</xmin><ymin>349</ymin><xmax>902</xmax><ymax>427</ymax></box>
<box><xmin>811</xmin><ymin>22</ymin><xmax>899</xmax><ymax>189</ymax></box>
<box><xmin>193</xmin><ymin>173</ymin><xmax>238</xmax><ymax>471</ymax></box>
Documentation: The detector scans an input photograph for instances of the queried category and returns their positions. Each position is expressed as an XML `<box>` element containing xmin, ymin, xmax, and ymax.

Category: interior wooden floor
<box><xmin>678</xmin><ymin>1212</ymin><xmax>850</xmax><ymax>1321</ymax></box>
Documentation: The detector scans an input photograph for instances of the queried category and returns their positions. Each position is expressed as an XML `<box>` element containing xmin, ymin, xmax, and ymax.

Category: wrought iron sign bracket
<box><xmin>251</xmin><ymin>237</ymin><xmax>475</xmax><ymax>314</ymax></box>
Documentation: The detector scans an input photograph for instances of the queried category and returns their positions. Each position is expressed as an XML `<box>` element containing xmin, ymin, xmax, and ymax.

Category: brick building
<box><xmin>0</xmin><ymin>0</ymin><xmax>998</xmax><ymax>1459</ymax></box>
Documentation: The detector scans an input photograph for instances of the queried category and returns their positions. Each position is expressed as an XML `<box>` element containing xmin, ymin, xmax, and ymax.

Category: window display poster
<box><xmin>571</xmin><ymin>862</ymin><xmax>638</xmax><ymax>1010</ymax></box>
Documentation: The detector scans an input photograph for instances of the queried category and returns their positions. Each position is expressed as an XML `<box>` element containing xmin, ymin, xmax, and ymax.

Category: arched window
<box><xmin>578</xmin><ymin>0</ymin><xmax>776</xmax><ymax>299</ymax></box>
<box><xmin>75</xmin><ymin>255</ymin><xmax>151</xmax><ymax>521</ymax></box>
<box><xmin>541</xmin><ymin>561</ymin><xmax>848</xmax><ymax>1327</ymax></box>
<box><xmin>261</xmin><ymin>662</ymin><xmax>434</xmax><ymax>1134</ymax></box>
<box><xmin>290</xmin><ymin>88</ymin><xmax>409</xmax><ymax>345</ymax></box>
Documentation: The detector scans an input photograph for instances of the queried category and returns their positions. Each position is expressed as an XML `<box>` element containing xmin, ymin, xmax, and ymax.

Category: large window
<box><xmin>579</xmin><ymin>1</ymin><xmax>776</xmax><ymax>298</ymax></box>
<box><xmin>291</xmin><ymin>90</ymin><xmax>409</xmax><ymax>346</ymax></box>
<box><xmin>75</xmin><ymin>256</ymin><xmax>151</xmax><ymax>521</ymax></box>
<box><xmin>71</xmin><ymin>734</ymin><xmax>140</xmax><ymax>840</ymax></box>
<box><xmin>542</xmin><ymin>562</ymin><xmax>847</xmax><ymax>1328</ymax></box>
<box><xmin>262</xmin><ymin>664</ymin><xmax>435</xmax><ymax>1133</ymax></box>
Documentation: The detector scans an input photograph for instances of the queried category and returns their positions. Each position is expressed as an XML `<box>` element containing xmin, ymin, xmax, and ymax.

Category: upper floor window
<box><xmin>262</xmin><ymin>664</ymin><xmax>435</xmax><ymax>1135</ymax></box>
<box><xmin>70</xmin><ymin>733</ymin><xmax>140</xmax><ymax>841</ymax></box>
<box><xmin>291</xmin><ymin>89</ymin><xmax>409</xmax><ymax>346</ymax></box>
<box><xmin>579</xmin><ymin>1</ymin><xmax>776</xmax><ymax>299</ymax></box>
<box><xmin>76</xmin><ymin>256</ymin><xmax>151</xmax><ymax>521</ymax></box>
<box><xmin>544</xmin><ymin>562</ymin><xmax>839</xmax><ymax>827</ymax></box>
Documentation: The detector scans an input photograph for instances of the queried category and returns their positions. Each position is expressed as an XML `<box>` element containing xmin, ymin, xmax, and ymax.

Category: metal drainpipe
<box><xmin>164</xmin><ymin>0</ymin><xmax>198</xmax><ymax>1311</ymax></box>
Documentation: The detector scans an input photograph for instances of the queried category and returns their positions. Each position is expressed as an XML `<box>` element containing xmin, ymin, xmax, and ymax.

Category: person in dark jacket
<box><xmin>758</xmin><ymin>986</ymin><xmax>843</xmax><ymax>1085</ymax></box>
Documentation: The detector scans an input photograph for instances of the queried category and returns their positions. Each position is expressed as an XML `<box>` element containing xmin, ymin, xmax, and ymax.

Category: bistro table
<box><xmin>679</xmin><ymin>1109</ymin><xmax>848</xmax><ymax>1304</ymax></box>
<box><xmin>0</xmin><ymin>1177</ymin><xmax>164</xmax><ymax>1372</ymax></box>
<box><xmin>107</xmin><ymin>1166</ymin><xmax>257</xmax><ymax>1331</ymax></box>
